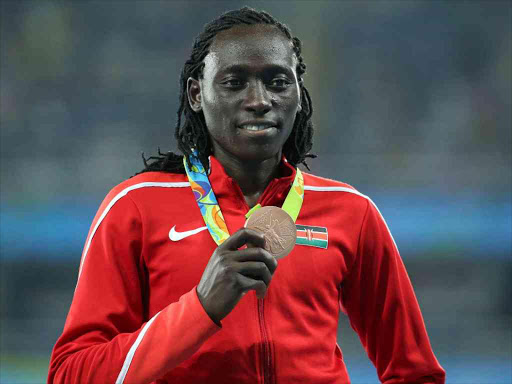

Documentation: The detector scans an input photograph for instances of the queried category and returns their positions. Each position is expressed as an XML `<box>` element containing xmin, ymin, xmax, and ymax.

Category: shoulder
<box><xmin>301</xmin><ymin>171</ymin><xmax>390</xmax><ymax>234</ymax></box>
<box><xmin>301</xmin><ymin>171</ymin><xmax>374</xmax><ymax>217</ymax></box>
<box><xmin>88</xmin><ymin>171</ymin><xmax>190</xmax><ymax>232</ymax></box>
<box><xmin>107</xmin><ymin>171</ymin><xmax>189</xmax><ymax>196</ymax></box>
<box><xmin>302</xmin><ymin>171</ymin><xmax>368</xmax><ymax>202</ymax></box>
<box><xmin>100</xmin><ymin>171</ymin><xmax>190</xmax><ymax>209</ymax></box>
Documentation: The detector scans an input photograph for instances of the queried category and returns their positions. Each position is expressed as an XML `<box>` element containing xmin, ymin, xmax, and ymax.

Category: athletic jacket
<box><xmin>48</xmin><ymin>156</ymin><xmax>446</xmax><ymax>384</ymax></box>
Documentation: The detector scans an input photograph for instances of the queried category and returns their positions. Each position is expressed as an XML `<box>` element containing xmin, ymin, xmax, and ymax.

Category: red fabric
<box><xmin>48</xmin><ymin>157</ymin><xmax>445</xmax><ymax>383</ymax></box>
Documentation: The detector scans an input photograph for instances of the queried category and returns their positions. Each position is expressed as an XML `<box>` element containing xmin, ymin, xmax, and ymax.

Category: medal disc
<box><xmin>244</xmin><ymin>206</ymin><xmax>296</xmax><ymax>259</ymax></box>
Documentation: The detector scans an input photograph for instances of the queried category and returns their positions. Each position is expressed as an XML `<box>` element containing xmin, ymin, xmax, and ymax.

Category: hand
<box><xmin>196</xmin><ymin>228</ymin><xmax>278</xmax><ymax>324</ymax></box>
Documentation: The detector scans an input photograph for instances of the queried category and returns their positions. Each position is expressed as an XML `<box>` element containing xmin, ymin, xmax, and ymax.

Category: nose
<box><xmin>244</xmin><ymin>80</ymin><xmax>272</xmax><ymax>115</ymax></box>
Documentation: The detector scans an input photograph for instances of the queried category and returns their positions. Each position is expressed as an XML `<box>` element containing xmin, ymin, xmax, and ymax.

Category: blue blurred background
<box><xmin>0</xmin><ymin>1</ymin><xmax>510</xmax><ymax>383</ymax></box>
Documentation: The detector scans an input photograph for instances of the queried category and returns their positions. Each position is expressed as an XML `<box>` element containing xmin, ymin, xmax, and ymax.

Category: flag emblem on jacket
<box><xmin>296</xmin><ymin>225</ymin><xmax>328</xmax><ymax>249</ymax></box>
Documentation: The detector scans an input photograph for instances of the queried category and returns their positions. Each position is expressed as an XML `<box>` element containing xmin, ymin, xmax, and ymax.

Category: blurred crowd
<box><xmin>1</xmin><ymin>1</ymin><xmax>510</xmax><ymax>203</ymax></box>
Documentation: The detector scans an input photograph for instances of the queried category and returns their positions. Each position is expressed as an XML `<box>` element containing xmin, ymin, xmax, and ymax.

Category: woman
<box><xmin>48</xmin><ymin>7</ymin><xmax>445</xmax><ymax>384</ymax></box>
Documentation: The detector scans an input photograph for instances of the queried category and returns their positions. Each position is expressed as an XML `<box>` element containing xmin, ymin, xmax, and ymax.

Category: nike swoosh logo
<box><xmin>169</xmin><ymin>225</ymin><xmax>208</xmax><ymax>241</ymax></box>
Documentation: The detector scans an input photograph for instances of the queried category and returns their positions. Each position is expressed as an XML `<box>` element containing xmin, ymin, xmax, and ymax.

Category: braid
<box><xmin>138</xmin><ymin>6</ymin><xmax>315</xmax><ymax>175</ymax></box>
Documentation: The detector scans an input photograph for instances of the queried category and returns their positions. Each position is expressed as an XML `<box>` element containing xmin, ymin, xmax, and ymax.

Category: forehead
<box><xmin>204</xmin><ymin>24</ymin><xmax>297</xmax><ymax>75</ymax></box>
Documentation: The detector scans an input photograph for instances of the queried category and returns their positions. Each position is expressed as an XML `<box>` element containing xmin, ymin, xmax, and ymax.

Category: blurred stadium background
<box><xmin>0</xmin><ymin>1</ymin><xmax>510</xmax><ymax>383</ymax></box>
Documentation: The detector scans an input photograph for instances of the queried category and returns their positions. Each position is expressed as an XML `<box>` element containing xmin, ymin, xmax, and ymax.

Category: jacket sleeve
<box><xmin>340</xmin><ymin>199</ymin><xmax>446</xmax><ymax>384</ymax></box>
<box><xmin>48</xmin><ymin>192</ymin><xmax>220</xmax><ymax>384</ymax></box>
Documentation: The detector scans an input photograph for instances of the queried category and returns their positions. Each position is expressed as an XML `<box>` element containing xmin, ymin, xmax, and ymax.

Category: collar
<box><xmin>208</xmin><ymin>155</ymin><xmax>297</xmax><ymax>211</ymax></box>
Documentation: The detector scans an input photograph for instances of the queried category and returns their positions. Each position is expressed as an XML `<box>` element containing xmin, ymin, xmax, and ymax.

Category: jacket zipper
<box><xmin>258</xmin><ymin>297</ymin><xmax>273</xmax><ymax>384</ymax></box>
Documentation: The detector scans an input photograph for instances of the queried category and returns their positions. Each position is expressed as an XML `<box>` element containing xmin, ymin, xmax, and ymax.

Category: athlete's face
<box><xmin>187</xmin><ymin>24</ymin><xmax>301</xmax><ymax>163</ymax></box>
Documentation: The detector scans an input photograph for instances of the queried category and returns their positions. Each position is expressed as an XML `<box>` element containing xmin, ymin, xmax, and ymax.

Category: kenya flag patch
<box><xmin>296</xmin><ymin>225</ymin><xmax>328</xmax><ymax>249</ymax></box>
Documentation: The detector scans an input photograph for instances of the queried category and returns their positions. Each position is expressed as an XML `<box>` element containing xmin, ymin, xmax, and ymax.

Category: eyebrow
<box><xmin>218</xmin><ymin>64</ymin><xmax>295</xmax><ymax>78</ymax></box>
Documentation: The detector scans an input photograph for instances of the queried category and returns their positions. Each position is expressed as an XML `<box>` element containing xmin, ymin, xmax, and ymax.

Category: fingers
<box><xmin>222</xmin><ymin>228</ymin><xmax>266</xmax><ymax>250</ymax></box>
<box><xmin>198</xmin><ymin>228</ymin><xmax>277</xmax><ymax>322</ymax></box>
<box><xmin>235</xmin><ymin>261</ymin><xmax>273</xmax><ymax>287</ymax></box>
<box><xmin>230</xmin><ymin>247</ymin><xmax>277</xmax><ymax>274</ymax></box>
<box><xmin>236</xmin><ymin>273</ymin><xmax>268</xmax><ymax>299</ymax></box>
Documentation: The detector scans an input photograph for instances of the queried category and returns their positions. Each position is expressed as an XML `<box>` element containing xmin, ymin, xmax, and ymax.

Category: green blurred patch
<box><xmin>0</xmin><ymin>354</ymin><xmax>49</xmax><ymax>384</ymax></box>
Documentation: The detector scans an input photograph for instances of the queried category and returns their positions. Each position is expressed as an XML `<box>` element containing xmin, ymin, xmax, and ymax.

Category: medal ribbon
<box><xmin>184</xmin><ymin>152</ymin><xmax>304</xmax><ymax>246</ymax></box>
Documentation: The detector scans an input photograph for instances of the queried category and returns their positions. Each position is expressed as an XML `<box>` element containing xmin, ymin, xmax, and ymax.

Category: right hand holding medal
<box><xmin>196</xmin><ymin>228</ymin><xmax>278</xmax><ymax>325</ymax></box>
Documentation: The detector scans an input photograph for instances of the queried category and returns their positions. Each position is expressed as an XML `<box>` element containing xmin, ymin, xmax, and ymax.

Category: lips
<box><xmin>238</xmin><ymin>121</ymin><xmax>278</xmax><ymax>131</ymax></box>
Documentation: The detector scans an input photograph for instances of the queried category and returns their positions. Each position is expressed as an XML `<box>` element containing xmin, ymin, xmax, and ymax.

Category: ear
<box><xmin>187</xmin><ymin>77</ymin><xmax>202</xmax><ymax>112</ymax></box>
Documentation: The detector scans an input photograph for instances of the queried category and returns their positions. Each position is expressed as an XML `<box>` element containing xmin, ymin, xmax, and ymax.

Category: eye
<box><xmin>269</xmin><ymin>78</ymin><xmax>292</xmax><ymax>89</ymax></box>
<box><xmin>222</xmin><ymin>78</ymin><xmax>244</xmax><ymax>88</ymax></box>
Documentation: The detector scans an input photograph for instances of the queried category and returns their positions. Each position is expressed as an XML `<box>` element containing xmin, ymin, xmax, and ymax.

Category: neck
<box><xmin>213</xmin><ymin>150</ymin><xmax>281</xmax><ymax>208</ymax></box>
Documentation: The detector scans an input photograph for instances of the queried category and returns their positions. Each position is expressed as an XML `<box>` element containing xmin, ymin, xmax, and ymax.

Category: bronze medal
<box><xmin>244</xmin><ymin>206</ymin><xmax>297</xmax><ymax>259</ymax></box>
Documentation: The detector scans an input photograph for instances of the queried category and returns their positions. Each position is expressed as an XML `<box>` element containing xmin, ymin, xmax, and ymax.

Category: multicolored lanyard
<box><xmin>183</xmin><ymin>152</ymin><xmax>304</xmax><ymax>246</ymax></box>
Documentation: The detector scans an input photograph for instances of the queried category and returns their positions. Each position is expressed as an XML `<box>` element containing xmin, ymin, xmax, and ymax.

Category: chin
<box><xmin>234</xmin><ymin>146</ymin><xmax>281</xmax><ymax>163</ymax></box>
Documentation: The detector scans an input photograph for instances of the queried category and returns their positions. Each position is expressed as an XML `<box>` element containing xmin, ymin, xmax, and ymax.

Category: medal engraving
<box><xmin>245</xmin><ymin>206</ymin><xmax>296</xmax><ymax>259</ymax></box>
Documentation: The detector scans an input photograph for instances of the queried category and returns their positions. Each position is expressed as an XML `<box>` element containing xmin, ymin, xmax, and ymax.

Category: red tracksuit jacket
<box><xmin>48</xmin><ymin>156</ymin><xmax>445</xmax><ymax>383</ymax></box>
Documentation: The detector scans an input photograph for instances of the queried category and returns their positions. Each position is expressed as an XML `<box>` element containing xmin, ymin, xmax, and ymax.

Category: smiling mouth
<box><xmin>238</xmin><ymin>123</ymin><xmax>277</xmax><ymax>131</ymax></box>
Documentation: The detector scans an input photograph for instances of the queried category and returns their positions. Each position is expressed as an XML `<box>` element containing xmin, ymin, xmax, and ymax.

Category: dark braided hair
<box><xmin>139</xmin><ymin>6</ymin><xmax>315</xmax><ymax>175</ymax></box>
